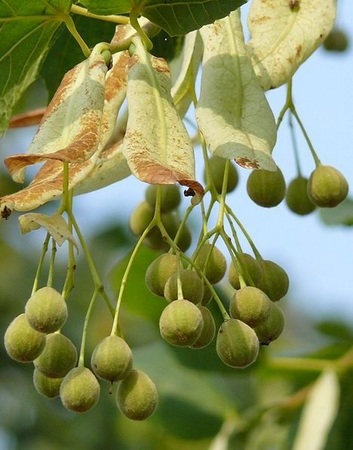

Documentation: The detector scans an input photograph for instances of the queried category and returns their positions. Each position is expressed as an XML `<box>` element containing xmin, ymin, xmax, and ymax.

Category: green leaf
<box><xmin>133</xmin><ymin>341</ymin><xmax>238</xmax><ymax>422</ymax></box>
<box><xmin>292</xmin><ymin>371</ymin><xmax>340</xmax><ymax>450</ymax></box>
<box><xmin>79</xmin><ymin>0</ymin><xmax>131</xmax><ymax>15</ymax></box>
<box><xmin>0</xmin><ymin>0</ymin><xmax>72</xmax><ymax>135</ymax></box>
<box><xmin>141</xmin><ymin>0</ymin><xmax>247</xmax><ymax>36</ymax></box>
<box><xmin>79</xmin><ymin>0</ymin><xmax>247</xmax><ymax>36</ymax></box>
<box><xmin>319</xmin><ymin>198</ymin><xmax>353</xmax><ymax>227</ymax></box>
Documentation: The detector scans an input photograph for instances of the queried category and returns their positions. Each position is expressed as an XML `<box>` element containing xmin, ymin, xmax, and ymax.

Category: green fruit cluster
<box><xmin>229</xmin><ymin>285</ymin><xmax>285</xmax><ymax>344</ymax></box>
<box><xmin>90</xmin><ymin>335</ymin><xmax>157</xmax><ymax>420</ymax></box>
<box><xmin>228</xmin><ymin>254</ymin><xmax>289</xmax><ymax>302</ymax></box>
<box><xmin>216</xmin><ymin>284</ymin><xmax>285</xmax><ymax>368</ymax></box>
<box><xmin>145</xmin><ymin>249</ymin><xmax>218</xmax><ymax>349</ymax></box>
<box><xmin>129</xmin><ymin>184</ymin><xmax>191</xmax><ymax>251</ymax></box>
<box><xmin>247</xmin><ymin>164</ymin><xmax>349</xmax><ymax>214</ymax></box>
<box><xmin>4</xmin><ymin>287</ymin><xmax>69</xmax><ymax>364</ymax></box>
<box><xmin>33</xmin><ymin>333</ymin><xmax>78</xmax><ymax>400</ymax></box>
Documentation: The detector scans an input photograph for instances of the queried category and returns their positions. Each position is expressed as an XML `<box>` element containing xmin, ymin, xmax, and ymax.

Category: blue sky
<box><xmin>1</xmin><ymin>1</ymin><xmax>353</xmax><ymax>321</ymax></box>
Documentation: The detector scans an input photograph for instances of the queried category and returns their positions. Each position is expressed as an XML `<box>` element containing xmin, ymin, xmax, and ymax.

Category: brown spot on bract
<box><xmin>104</xmin><ymin>52</ymin><xmax>131</xmax><ymax>103</ymax></box>
<box><xmin>235</xmin><ymin>158</ymin><xmax>260</xmax><ymax>169</ymax></box>
<box><xmin>296</xmin><ymin>45</ymin><xmax>302</xmax><ymax>58</ymax></box>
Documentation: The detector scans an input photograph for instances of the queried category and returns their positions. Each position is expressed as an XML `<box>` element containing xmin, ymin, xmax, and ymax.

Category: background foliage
<box><xmin>1</xmin><ymin>1</ymin><xmax>353</xmax><ymax>449</ymax></box>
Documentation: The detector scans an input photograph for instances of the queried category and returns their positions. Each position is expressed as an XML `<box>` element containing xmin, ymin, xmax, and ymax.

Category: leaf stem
<box><xmin>70</xmin><ymin>5</ymin><xmax>130</xmax><ymax>25</ymax></box>
<box><xmin>32</xmin><ymin>233</ymin><xmax>51</xmax><ymax>294</ymax></box>
<box><xmin>63</xmin><ymin>15</ymin><xmax>91</xmax><ymax>57</ymax></box>
<box><xmin>288</xmin><ymin>111</ymin><xmax>302</xmax><ymax>177</ymax></box>
<box><xmin>78</xmin><ymin>287</ymin><xmax>99</xmax><ymax>367</ymax></box>
<box><xmin>111</xmin><ymin>218</ymin><xmax>158</xmax><ymax>336</ymax></box>
<box><xmin>47</xmin><ymin>238</ymin><xmax>57</xmax><ymax>287</ymax></box>
<box><xmin>130</xmin><ymin>13</ymin><xmax>153</xmax><ymax>51</ymax></box>
<box><xmin>268</xmin><ymin>357</ymin><xmax>336</xmax><ymax>372</ymax></box>
<box><xmin>67</xmin><ymin>211</ymin><xmax>115</xmax><ymax>316</ymax></box>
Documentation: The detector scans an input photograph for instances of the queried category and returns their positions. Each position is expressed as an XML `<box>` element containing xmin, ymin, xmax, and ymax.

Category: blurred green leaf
<box><xmin>319</xmin><ymin>198</ymin><xmax>353</xmax><ymax>226</ymax></box>
<box><xmin>292</xmin><ymin>371</ymin><xmax>340</xmax><ymax>450</ymax></box>
<box><xmin>109</xmin><ymin>245</ymin><xmax>166</xmax><ymax>323</ymax></box>
<box><xmin>133</xmin><ymin>340</ymin><xmax>239</xmax><ymax>438</ymax></box>
<box><xmin>315</xmin><ymin>319</ymin><xmax>353</xmax><ymax>341</ymax></box>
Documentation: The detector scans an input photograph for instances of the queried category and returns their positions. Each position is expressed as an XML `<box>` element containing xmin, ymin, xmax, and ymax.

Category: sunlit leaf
<box><xmin>247</xmin><ymin>0</ymin><xmax>337</xmax><ymax>90</ymax></box>
<box><xmin>79</xmin><ymin>0</ymin><xmax>247</xmax><ymax>36</ymax></box>
<box><xmin>0</xmin><ymin>0</ymin><xmax>72</xmax><ymax>134</ymax></box>
<box><xmin>196</xmin><ymin>10</ymin><xmax>277</xmax><ymax>170</ymax></box>
<box><xmin>122</xmin><ymin>37</ymin><xmax>203</xmax><ymax>198</ymax></box>
<box><xmin>4</xmin><ymin>43</ymin><xmax>110</xmax><ymax>183</ymax></box>
<box><xmin>292</xmin><ymin>370</ymin><xmax>340</xmax><ymax>450</ymax></box>
<box><xmin>19</xmin><ymin>211</ymin><xmax>77</xmax><ymax>247</ymax></box>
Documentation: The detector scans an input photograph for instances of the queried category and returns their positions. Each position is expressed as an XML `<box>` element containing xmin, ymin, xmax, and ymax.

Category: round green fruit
<box><xmin>25</xmin><ymin>286</ymin><xmax>68</xmax><ymax>333</ymax></box>
<box><xmin>216</xmin><ymin>319</ymin><xmax>259</xmax><ymax>368</ymax></box>
<box><xmin>254</xmin><ymin>302</ymin><xmax>285</xmax><ymax>345</ymax></box>
<box><xmin>129</xmin><ymin>201</ymin><xmax>154</xmax><ymax>237</ymax></box>
<box><xmin>189</xmin><ymin>306</ymin><xmax>216</xmax><ymax>349</ymax></box>
<box><xmin>159</xmin><ymin>299</ymin><xmax>204</xmax><ymax>346</ymax></box>
<box><xmin>145</xmin><ymin>184</ymin><xmax>181</xmax><ymax>212</ymax></box>
<box><xmin>34</xmin><ymin>333</ymin><xmax>77</xmax><ymax>378</ymax></box>
<box><xmin>257</xmin><ymin>260</ymin><xmax>289</xmax><ymax>301</ymax></box>
<box><xmin>117</xmin><ymin>369</ymin><xmax>158</xmax><ymax>421</ymax></box>
<box><xmin>164</xmin><ymin>269</ymin><xmax>204</xmax><ymax>304</ymax></box>
<box><xmin>247</xmin><ymin>167</ymin><xmax>286</xmax><ymax>207</ymax></box>
<box><xmin>33</xmin><ymin>368</ymin><xmax>63</xmax><ymax>399</ymax></box>
<box><xmin>307</xmin><ymin>165</ymin><xmax>349</xmax><ymax>208</ymax></box>
<box><xmin>91</xmin><ymin>335</ymin><xmax>133</xmax><ymax>382</ymax></box>
<box><xmin>323</xmin><ymin>29</ymin><xmax>349</xmax><ymax>52</ymax></box>
<box><xmin>144</xmin><ymin>213</ymin><xmax>192</xmax><ymax>252</ymax></box>
<box><xmin>205</xmin><ymin>155</ymin><xmax>239</xmax><ymax>194</ymax></box>
<box><xmin>145</xmin><ymin>253</ymin><xmax>180</xmax><ymax>297</ymax></box>
<box><xmin>228</xmin><ymin>253</ymin><xmax>262</xmax><ymax>289</ymax></box>
<box><xmin>201</xmin><ymin>283</ymin><xmax>213</xmax><ymax>306</ymax></box>
<box><xmin>60</xmin><ymin>367</ymin><xmax>100</xmax><ymax>413</ymax></box>
<box><xmin>230</xmin><ymin>286</ymin><xmax>272</xmax><ymax>327</ymax></box>
<box><xmin>4</xmin><ymin>313</ymin><xmax>46</xmax><ymax>362</ymax></box>
<box><xmin>194</xmin><ymin>243</ymin><xmax>227</xmax><ymax>284</ymax></box>
<box><xmin>285</xmin><ymin>176</ymin><xmax>316</xmax><ymax>215</ymax></box>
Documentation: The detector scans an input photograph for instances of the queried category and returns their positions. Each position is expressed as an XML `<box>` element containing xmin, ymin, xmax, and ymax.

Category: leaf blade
<box><xmin>79</xmin><ymin>0</ymin><xmax>247</xmax><ymax>36</ymax></box>
<box><xmin>292</xmin><ymin>370</ymin><xmax>340</xmax><ymax>450</ymax></box>
<box><xmin>0</xmin><ymin>0</ymin><xmax>72</xmax><ymax>134</ymax></box>
<box><xmin>122</xmin><ymin>39</ymin><xmax>202</xmax><ymax>195</ymax></box>
<box><xmin>196</xmin><ymin>10</ymin><xmax>277</xmax><ymax>170</ymax></box>
<box><xmin>247</xmin><ymin>0</ymin><xmax>336</xmax><ymax>90</ymax></box>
